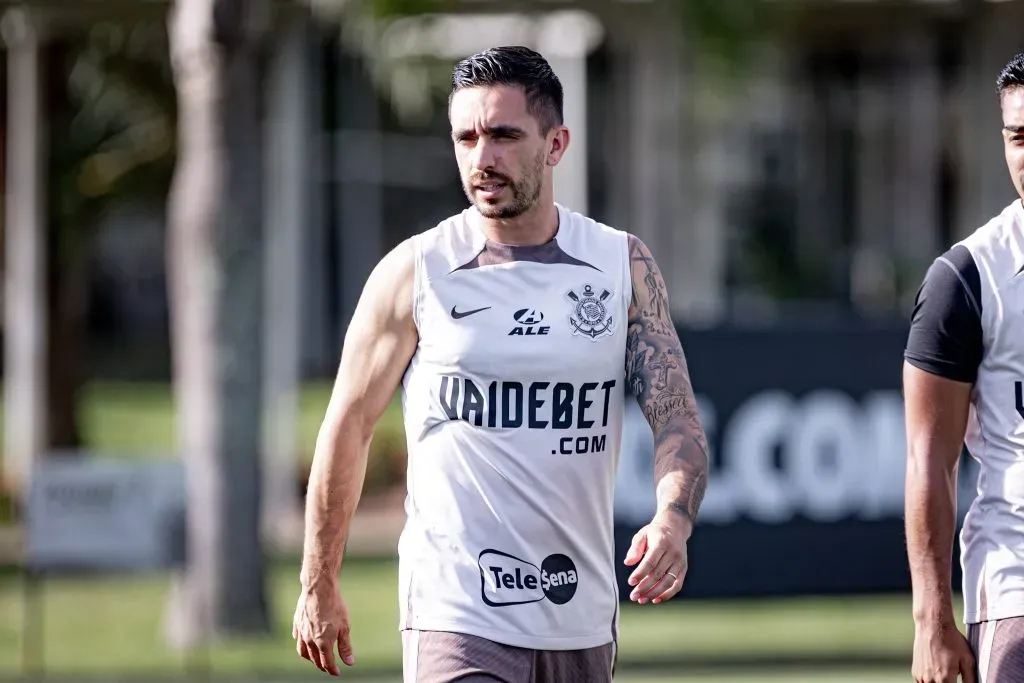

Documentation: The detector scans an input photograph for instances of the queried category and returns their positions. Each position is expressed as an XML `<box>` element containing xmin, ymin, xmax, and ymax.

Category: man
<box><xmin>291</xmin><ymin>46</ymin><xmax>709</xmax><ymax>682</ymax></box>
<box><xmin>904</xmin><ymin>50</ymin><xmax>1024</xmax><ymax>683</ymax></box>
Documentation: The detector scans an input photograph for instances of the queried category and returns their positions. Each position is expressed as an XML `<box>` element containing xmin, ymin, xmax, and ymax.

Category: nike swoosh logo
<box><xmin>451</xmin><ymin>305</ymin><xmax>491</xmax><ymax>319</ymax></box>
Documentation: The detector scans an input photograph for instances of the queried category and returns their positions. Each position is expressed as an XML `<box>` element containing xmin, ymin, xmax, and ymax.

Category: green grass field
<box><xmin>0</xmin><ymin>382</ymin><xmax>407</xmax><ymax>515</ymax></box>
<box><xmin>31</xmin><ymin>381</ymin><xmax>344</xmax><ymax>460</ymax></box>
<box><xmin>0</xmin><ymin>382</ymin><xmax>944</xmax><ymax>681</ymax></box>
<box><xmin>0</xmin><ymin>557</ymin><xmax>951</xmax><ymax>681</ymax></box>
<box><xmin>0</xmin><ymin>381</ymin><xmax>409</xmax><ymax>465</ymax></box>
<box><xmin>622</xmin><ymin>673</ymin><xmax>911</xmax><ymax>683</ymax></box>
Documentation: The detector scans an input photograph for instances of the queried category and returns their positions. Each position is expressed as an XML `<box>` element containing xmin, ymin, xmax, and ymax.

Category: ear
<box><xmin>547</xmin><ymin>127</ymin><xmax>570</xmax><ymax>167</ymax></box>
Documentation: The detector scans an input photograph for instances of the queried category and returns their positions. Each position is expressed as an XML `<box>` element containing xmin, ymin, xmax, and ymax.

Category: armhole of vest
<box><xmin>621</xmin><ymin>231</ymin><xmax>633</xmax><ymax>312</ymax></box>
<box><xmin>410</xmin><ymin>234</ymin><xmax>424</xmax><ymax>333</ymax></box>
<box><xmin>940</xmin><ymin>243</ymin><xmax>983</xmax><ymax>321</ymax></box>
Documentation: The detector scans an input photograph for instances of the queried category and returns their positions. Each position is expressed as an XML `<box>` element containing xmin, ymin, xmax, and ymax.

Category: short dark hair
<box><xmin>450</xmin><ymin>46</ymin><xmax>563</xmax><ymax>133</ymax></box>
<box><xmin>997</xmin><ymin>51</ymin><xmax>1024</xmax><ymax>97</ymax></box>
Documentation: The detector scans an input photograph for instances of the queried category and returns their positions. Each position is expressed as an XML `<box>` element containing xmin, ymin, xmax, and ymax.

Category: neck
<box><xmin>476</xmin><ymin>199</ymin><xmax>559</xmax><ymax>247</ymax></box>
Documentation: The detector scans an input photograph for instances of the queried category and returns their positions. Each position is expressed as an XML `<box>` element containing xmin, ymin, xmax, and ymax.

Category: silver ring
<box><xmin>666</xmin><ymin>572</ymin><xmax>678</xmax><ymax>580</ymax></box>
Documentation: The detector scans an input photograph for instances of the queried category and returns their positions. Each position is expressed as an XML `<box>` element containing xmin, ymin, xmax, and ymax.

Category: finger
<box><xmin>624</xmin><ymin>529</ymin><xmax>647</xmax><ymax>567</ymax></box>
<box><xmin>635</xmin><ymin>570</ymin><xmax>673</xmax><ymax>604</ymax></box>
<box><xmin>338</xmin><ymin>627</ymin><xmax>356</xmax><ymax>667</ymax></box>
<box><xmin>306</xmin><ymin>639</ymin><xmax>325</xmax><ymax>672</ymax></box>
<box><xmin>628</xmin><ymin>542</ymin><xmax>666</xmax><ymax>589</ymax></box>
<box><xmin>315</xmin><ymin>637</ymin><xmax>340</xmax><ymax>676</ymax></box>
<box><xmin>649</xmin><ymin>567</ymin><xmax>685</xmax><ymax>604</ymax></box>
<box><xmin>296</xmin><ymin>638</ymin><xmax>311</xmax><ymax>661</ymax></box>
<box><xmin>961</xmin><ymin>653</ymin><xmax>978</xmax><ymax>683</ymax></box>
<box><xmin>630</xmin><ymin>553</ymin><xmax>675</xmax><ymax>602</ymax></box>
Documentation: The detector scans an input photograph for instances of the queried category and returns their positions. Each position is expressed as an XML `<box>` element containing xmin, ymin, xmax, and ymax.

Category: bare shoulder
<box><xmin>358</xmin><ymin>237</ymin><xmax>417</xmax><ymax>327</ymax></box>
<box><xmin>625</xmin><ymin>233</ymin><xmax>672</xmax><ymax>329</ymax></box>
<box><xmin>376</xmin><ymin>236</ymin><xmax>416</xmax><ymax>277</ymax></box>
<box><xmin>626</xmin><ymin>232</ymin><xmax>648</xmax><ymax>255</ymax></box>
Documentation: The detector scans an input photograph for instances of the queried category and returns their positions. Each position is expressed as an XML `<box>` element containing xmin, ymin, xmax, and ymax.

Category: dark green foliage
<box><xmin>676</xmin><ymin>0</ymin><xmax>778</xmax><ymax>78</ymax></box>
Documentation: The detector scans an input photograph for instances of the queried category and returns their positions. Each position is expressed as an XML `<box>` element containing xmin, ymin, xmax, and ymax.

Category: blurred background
<box><xmin>0</xmin><ymin>0</ymin><xmax>1020</xmax><ymax>681</ymax></box>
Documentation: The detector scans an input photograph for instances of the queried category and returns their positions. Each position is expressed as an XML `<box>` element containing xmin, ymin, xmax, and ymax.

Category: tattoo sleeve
<box><xmin>625</xmin><ymin>235</ymin><xmax>709</xmax><ymax>530</ymax></box>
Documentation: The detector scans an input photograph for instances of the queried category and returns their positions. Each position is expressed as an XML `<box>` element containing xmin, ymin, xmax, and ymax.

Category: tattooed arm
<box><xmin>622</xmin><ymin>234</ymin><xmax>709</xmax><ymax>604</ymax></box>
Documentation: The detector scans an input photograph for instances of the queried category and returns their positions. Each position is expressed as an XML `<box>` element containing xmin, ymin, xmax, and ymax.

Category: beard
<box><xmin>463</xmin><ymin>152</ymin><xmax>544</xmax><ymax>220</ymax></box>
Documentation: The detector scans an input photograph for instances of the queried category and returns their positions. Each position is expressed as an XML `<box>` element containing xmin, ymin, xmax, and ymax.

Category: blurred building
<box><xmin>307</xmin><ymin>0</ymin><xmax>1024</xmax><ymax>376</ymax></box>
<box><xmin>2</xmin><ymin>0</ymin><xmax>1023</xmax><ymax>379</ymax></box>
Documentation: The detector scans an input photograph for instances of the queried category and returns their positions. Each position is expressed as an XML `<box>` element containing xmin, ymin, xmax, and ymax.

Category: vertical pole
<box><xmin>2</xmin><ymin>6</ymin><xmax>46</xmax><ymax>492</ymax></box>
<box><xmin>336</xmin><ymin>56</ymin><xmax>382</xmax><ymax>339</ymax></box>
<box><xmin>262</xmin><ymin>9</ymin><xmax>309</xmax><ymax>550</ymax></box>
<box><xmin>548</xmin><ymin>54</ymin><xmax>588</xmax><ymax>215</ymax></box>
<box><xmin>539</xmin><ymin>12</ymin><xmax>596</xmax><ymax>216</ymax></box>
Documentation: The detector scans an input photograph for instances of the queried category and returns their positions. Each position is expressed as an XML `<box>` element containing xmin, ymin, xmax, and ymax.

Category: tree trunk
<box><xmin>43</xmin><ymin>40</ymin><xmax>85</xmax><ymax>451</ymax></box>
<box><xmin>163</xmin><ymin>0</ymin><xmax>270</xmax><ymax>646</ymax></box>
<box><xmin>44</xmin><ymin>214</ymin><xmax>91</xmax><ymax>450</ymax></box>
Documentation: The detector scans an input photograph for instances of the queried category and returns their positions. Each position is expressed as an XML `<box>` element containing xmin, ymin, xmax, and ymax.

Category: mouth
<box><xmin>474</xmin><ymin>182</ymin><xmax>506</xmax><ymax>200</ymax></box>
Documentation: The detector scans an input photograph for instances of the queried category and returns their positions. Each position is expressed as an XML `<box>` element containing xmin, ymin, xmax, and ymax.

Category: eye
<box><xmin>486</xmin><ymin>127</ymin><xmax>524</xmax><ymax>142</ymax></box>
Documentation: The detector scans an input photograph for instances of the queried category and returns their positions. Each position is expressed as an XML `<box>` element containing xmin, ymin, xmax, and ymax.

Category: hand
<box><xmin>911</xmin><ymin>618</ymin><xmax>976</xmax><ymax>683</ymax></box>
<box><xmin>623</xmin><ymin>508</ymin><xmax>691</xmax><ymax>605</ymax></box>
<box><xmin>292</xmin><ymin>579</ymin><xmax>355</xmax><ymax>676</ymax></box>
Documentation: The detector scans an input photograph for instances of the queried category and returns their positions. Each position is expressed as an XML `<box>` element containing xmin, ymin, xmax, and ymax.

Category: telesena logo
<box><xmin>478</xmin><ymin>549</ymin><xmax>578</xmax><ymax>607</ymax></box>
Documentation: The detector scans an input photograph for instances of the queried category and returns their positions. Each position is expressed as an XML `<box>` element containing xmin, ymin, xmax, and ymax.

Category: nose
<box><xmin>470</xmin><ymin>135</ymin><xmax>499</xmax><ymax>173</ymax></box>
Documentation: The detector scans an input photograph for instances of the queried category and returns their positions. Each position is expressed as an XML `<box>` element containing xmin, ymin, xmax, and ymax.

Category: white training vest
<box><xmin>397</xmin><ymin>203</ymin><xmax>631</xmax><ymax>650</ymax></box>
<box><xmin>957</xmin><ymin>199</ymin><xmax>1024</xmax><ymax>624</ymax></box>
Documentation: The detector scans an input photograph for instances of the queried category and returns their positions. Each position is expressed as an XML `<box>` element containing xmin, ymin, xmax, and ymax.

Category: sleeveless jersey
<box><xmin>397</xmin><ymin>203</ymin><xmax>631</xmax><ymax>650</ymax></box>
<box><xmin>905</xmin><ymin>198</ymin><xmax>1024</xmax><ymax>625</ymax></box>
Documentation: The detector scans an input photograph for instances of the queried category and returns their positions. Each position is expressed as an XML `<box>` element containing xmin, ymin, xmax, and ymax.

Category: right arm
<box><xmin>904</xmin><ymin>364</ymin><xmax>973</xmax><ymax>627</ymax></box>
<box><xmin>300</xmin><ymin>238</ymin><xmax>418</xmax><ymax>592</ymax></box>
<box><xmin>903</xmin><ymin>246</ymin><xmax>983</xmax><ymax>682</ymax></box>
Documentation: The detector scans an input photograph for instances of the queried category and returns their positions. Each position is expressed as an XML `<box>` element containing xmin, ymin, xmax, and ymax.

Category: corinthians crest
<box><xmin>567</xmin><ymin>284</ymin><xmax>614</xmax><ymax>340</ymax></box>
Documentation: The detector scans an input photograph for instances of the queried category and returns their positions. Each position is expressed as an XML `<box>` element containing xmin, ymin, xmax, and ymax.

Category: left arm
<box><xmin>622</xmin><ymin>234</ymin><xmax>709</xmax><ymax>603</ymax></box>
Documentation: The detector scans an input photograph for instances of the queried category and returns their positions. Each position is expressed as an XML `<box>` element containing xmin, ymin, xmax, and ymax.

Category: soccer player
<box><xmin>904</xmin><ymin>50</ymin><xmax>1024</xmax><ymax>683</ymax></box>
<box><xmin>291</xmin><ymin>46</ymin><xmax>709</xmax><ymax>682</ymax></box>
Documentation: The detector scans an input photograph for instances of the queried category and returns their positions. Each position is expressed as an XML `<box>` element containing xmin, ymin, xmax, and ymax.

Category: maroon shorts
<box><xmin>401</xmin><ymin>630</ymin><xmax>616</xmax><ymax>683</ymax></box>
<box><xmin>968</xmin><ymin>617</ymin><xmax>1024</xmax><ymax>682</ymax></box>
